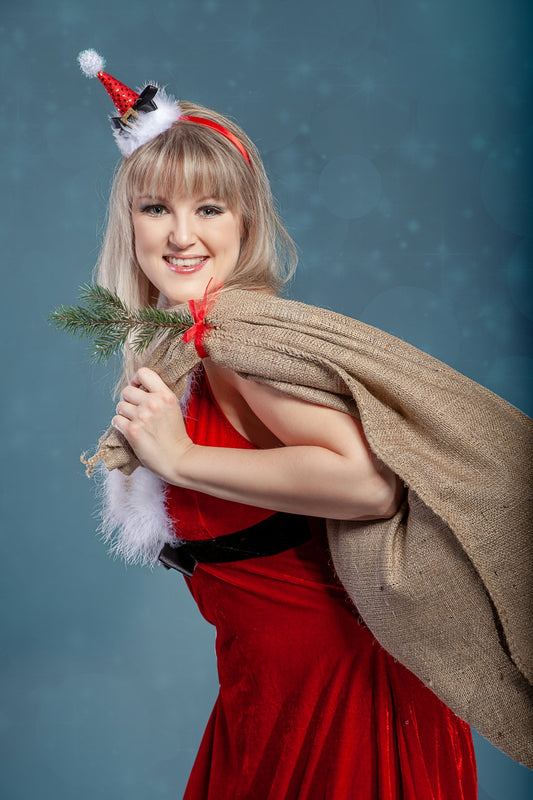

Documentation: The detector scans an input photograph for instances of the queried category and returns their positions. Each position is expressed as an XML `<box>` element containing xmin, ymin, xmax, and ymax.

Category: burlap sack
<box><xmin>88</xmin><ymin>289</ymin><xmax>533</xmax><ymax>767</ymax></box>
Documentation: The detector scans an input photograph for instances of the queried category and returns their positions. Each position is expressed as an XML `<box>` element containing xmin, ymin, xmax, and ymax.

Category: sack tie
<box><xmin>181</xmin><ymin>279</ymin><xmax>222</xmax><ymax>358</ymax></box>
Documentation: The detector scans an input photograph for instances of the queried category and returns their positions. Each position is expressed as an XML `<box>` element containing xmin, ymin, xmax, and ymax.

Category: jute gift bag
<box><xmin>87</xmin><ymin>289</ymin><xmax>533</xmax><ymax>767</ymax></box>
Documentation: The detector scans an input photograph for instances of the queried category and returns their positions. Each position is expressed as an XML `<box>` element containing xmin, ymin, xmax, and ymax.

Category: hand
<box><xmin>113</xmin><ymin>367</ymin><xmax>194</xmax><ymax>482</ymax></box>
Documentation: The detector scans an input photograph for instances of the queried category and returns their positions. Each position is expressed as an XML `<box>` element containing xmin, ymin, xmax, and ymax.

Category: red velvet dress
<box><xmin>165</xmin><ymin>368</ymin><xmax>477</xmax><ymax>800</ymax></box>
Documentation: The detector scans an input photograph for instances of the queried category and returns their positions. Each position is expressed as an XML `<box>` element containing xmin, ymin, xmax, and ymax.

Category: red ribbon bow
<box><xmin>181</xmin><ymin>280</ymin><xmax>223</xmax><ymax>358</ymax></box>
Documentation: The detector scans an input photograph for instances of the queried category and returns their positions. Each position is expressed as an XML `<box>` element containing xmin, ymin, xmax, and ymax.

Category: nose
<box><xmin>168</xmin><ymin>213</ymin><xmax>196</xmax><ymax>250</ymax></box>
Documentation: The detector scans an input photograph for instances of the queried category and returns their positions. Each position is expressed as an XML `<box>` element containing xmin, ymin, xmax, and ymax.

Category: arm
<box><xmin>113</xmin><ymin>367</ymin><xmax>403</xmax><ymax>521</ymax></box>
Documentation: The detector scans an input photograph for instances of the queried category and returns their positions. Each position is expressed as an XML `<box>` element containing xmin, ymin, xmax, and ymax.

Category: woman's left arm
<box><xmin>113</xmin><ymin>367</ymin><xmax>403</xmax><ymax>521</ymax></box>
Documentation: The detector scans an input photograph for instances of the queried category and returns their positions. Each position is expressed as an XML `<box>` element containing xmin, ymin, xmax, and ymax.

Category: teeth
<box><xmin>167</xmin><ymin>256</ymin><xmax>206</xmax><ymax>267</ymax></box>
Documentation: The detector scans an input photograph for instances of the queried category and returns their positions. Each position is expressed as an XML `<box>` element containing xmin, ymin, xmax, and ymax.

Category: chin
<box><xmin>164</xmin><ymin>278</ymin><xmax>213</xmax><ymax>306</ymax></box>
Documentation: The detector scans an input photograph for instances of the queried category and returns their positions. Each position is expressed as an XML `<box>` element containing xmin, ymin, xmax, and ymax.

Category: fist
<box><xmin>113</xmin><ymin>367</ymin><xmax>193</xmax><ymax>481</ymax></box>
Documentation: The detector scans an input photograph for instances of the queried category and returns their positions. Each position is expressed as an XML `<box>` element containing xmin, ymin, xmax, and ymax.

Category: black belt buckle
<box><xmin>158</xmin><ymin>543</ymin><xmax>197</xmax><ymax>578</ymax></box>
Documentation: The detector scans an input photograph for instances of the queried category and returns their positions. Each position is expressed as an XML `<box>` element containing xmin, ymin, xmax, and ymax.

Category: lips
<box><xmin>164</xmin><ymin>255</ymin><xmax>208</xmax><ymax>273</ymax></box>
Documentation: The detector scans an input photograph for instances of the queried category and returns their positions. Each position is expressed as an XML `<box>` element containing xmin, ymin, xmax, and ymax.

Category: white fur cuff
<box><xmin>98</xmin><ymin>465</ymin><xmax>176</xmax><ymax>567</ymax></box>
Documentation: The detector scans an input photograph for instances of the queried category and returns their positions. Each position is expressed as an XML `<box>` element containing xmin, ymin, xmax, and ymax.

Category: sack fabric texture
<box><xmin>87</xmin><ymin>289</ymin><xmax>533</xmax><ymax>767</ymax></box>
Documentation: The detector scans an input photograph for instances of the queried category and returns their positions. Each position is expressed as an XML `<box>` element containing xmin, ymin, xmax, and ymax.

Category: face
<box><xmin>132</xmin><ymin>192</ymin><xmax>242</xmax><ymax>305</ymax></box>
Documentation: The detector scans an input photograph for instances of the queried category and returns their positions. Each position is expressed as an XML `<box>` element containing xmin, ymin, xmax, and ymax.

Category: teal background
<box><xmin>1</xmin><ymin>0</ymin><xmax>532</xmax><ymax>797</ymax></box>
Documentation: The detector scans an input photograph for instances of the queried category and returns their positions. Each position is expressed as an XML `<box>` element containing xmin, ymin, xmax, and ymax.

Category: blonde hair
<box><xmin>95</xmin><ymin>102</ymin><xmax>297</xmax><ymax>388</ymax></box>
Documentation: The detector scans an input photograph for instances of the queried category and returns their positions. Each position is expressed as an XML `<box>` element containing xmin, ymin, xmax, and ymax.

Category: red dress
<box><xmin>165</xmin><ymin>368</ymin><xmax>477</xmax><ymax>800</ymax></box>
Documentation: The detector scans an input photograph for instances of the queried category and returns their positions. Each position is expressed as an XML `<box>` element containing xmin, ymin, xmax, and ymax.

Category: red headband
<box><xmin>180</xmin><ymin>116</ymin><xmax>250</xmax><ymax>164</ymax></box>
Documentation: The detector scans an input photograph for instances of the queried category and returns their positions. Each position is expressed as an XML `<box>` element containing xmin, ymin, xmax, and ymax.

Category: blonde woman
<box><xmin>79</xmin><ymin>51</ymin><xmax>478</xmax><ymax>799</ymax></box>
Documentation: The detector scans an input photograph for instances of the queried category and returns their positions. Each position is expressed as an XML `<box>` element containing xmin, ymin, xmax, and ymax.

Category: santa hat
<box><xmin>77</xmin><ymin>49</ymin><xmax>182</xmax><ymax>157</ymax></box>
<box><xmin>77</xmin><ymin>49</ymin><xmax>250</xmax><ymax>162</ymax></box>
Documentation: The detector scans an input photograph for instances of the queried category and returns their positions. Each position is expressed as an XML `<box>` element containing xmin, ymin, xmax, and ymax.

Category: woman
<box><xmin>80</xmin><ymin>51</ymin><xmax>478</xmax><ymax>798</ymax></box>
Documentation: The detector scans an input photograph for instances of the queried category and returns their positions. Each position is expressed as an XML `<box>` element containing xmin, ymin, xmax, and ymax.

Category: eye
<box><xmin>141</xmin><ymin>204</ymin><xmax>168</xmax><ymax>216</ymax></box>
<box><xmin>198</xmin><ymin>204</ymin><xmax>224</xmax><ymax>218</ymax></box>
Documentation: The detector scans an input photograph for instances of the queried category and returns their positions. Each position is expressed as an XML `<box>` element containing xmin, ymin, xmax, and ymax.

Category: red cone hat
<box><xmin>97</xmin><ymin>72</ymin><xmax>139</xmax><ymax>116</ymax></box>
<box><xmin>78</xmin><ymin>50</ymin><xmax>138</xmax><ymax>115</ymax></box>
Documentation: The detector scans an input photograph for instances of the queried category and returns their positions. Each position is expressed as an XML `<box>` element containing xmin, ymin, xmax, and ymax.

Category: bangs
<box><xmin>124</xmin><ymin>124</ymin><xmax>243</xmax><ymax>209</ymax></box>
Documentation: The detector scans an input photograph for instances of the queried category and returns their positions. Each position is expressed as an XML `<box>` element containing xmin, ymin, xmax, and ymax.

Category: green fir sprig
<box><xmin>49</xmin><ymin>283</ymin><xmax>194</xmax><ymax>362</ymax></box>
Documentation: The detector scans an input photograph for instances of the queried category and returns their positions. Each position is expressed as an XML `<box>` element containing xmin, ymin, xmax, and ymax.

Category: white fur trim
<box><xmin>78</xmin><ymin>49</ymin><xmax>105</xmax><ymax>78</ymax></box>
<box><xmin>113</xmin><ymin>86</ymin><xmax>183</xmax><ymax>157</ymax></box>
<box><xmin>97</xmin><ymin>465</ymin><xmax>177</xmax><ymax>567</ymax></box>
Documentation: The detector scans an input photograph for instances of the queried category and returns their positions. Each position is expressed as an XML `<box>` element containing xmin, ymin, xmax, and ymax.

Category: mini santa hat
<box><xmin>77</xmin><ymin>49</ymin><xmax>250</xmax><ymax>162</ymax></box>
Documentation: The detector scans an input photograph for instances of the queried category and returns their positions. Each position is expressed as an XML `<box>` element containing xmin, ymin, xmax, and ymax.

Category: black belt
<box><xmin>158</xmin><ymin>512</ymin><xmax>312</xmax><ymax>577</ymax></box>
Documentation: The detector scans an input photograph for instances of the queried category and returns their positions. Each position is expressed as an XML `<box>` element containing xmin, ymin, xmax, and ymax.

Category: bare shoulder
<box><xmin>233</xmin><ymin>371</ymin><xmax>371</xmax><ymax>458</ymax></box>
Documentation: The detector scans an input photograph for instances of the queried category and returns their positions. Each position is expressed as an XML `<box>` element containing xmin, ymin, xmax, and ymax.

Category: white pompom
<box><xmin>78</xmin><ymin>49</ymin><xmax>105</xmax><ymax>78</ymax></box>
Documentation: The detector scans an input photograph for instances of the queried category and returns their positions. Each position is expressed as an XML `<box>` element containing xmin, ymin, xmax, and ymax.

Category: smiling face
<box><xmin>132</xmin><ymin>193</ymin><xmax>242</xmax><ymax>305</ymax></box>
<box><xmin>100</xmin><ymin>109</ymin><xmax>297</xmax><ymax>322</ymax></box>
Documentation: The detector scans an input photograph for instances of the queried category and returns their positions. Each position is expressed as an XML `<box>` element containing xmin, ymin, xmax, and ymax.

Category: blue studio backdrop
<box><xmin>1</xmin><ymin>1</ymin><xmax>532</xmax><ymax>798</ymax></box>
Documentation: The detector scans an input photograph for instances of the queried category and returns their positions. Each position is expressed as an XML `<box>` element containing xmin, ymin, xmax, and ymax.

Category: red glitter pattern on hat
<box><xmin>97</xmin><ymin>71</ymin><xmax>139</xmax><ymax>116</ymax></box>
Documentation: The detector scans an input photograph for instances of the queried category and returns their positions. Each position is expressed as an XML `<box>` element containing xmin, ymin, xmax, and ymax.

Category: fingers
<box><xmin>131</xmin><ymin>367</ymin><xmax>167</xmax><ymax>392</ymax></box>
<box><xmin>116</xmin><ymin>375</ymin><xmax>177</xmax><ymax>422</ymax></box>
<box><xmin>111</xmin><ymin>367</ymin><xmax>178</xmax><ymax>444</ymax></box>
<box><xmin>112</xmin><ymin>399</ymin><xmax>146</xmax><ymax>438</ymax></box>
<box><xmin>115</xmin><ymin>386</ymin><xmax>153</xmax><ymax>423</ymax></box>
<box><xmin>121</xmin><ymin>385</ymin><xmax>149</xmax><ymax>405</ymax></box>
<box><xmin>115</xmin><ymin>399</ymin><xmax>137</xmax><ymax>421</ymax></box>
<box><xmin>115</xmin><ymin>394</ymin><xmax>165</xmax><ymax>421</ymax></box>
<box><xmin>118</xmin><ymin>369</ymin><xmax>171</xmax><ymax>412</ymax></box>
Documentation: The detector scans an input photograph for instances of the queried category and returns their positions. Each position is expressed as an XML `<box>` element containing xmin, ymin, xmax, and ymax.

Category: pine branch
<box><xmin>49</xmin><ymin>284</ymin><xmax>194</xmax><ymax>362</ymax></box>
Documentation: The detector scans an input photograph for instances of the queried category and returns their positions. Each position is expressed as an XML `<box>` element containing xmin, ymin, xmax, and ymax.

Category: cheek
<box><xmin>132</xmin><ymin>221</ymin><xmax>157</xmax><ymax>265</ymax></box>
